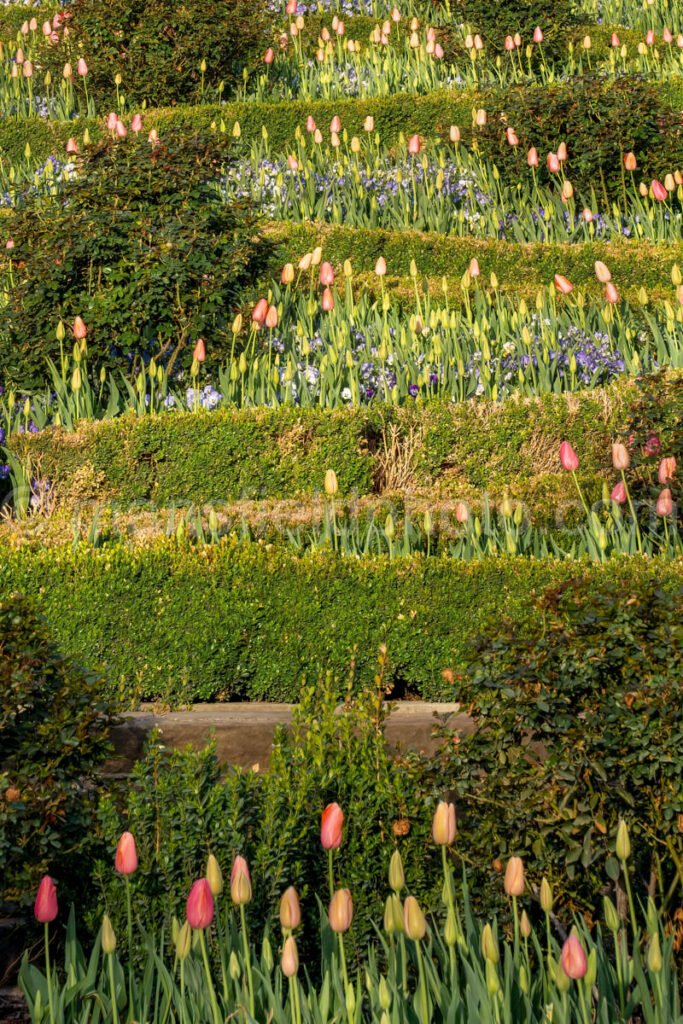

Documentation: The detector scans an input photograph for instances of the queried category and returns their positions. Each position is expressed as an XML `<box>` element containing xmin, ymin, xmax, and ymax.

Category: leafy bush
<box><xmin>94</xmin><ymin>662</ymin><xmax>438</xmax><ymax>960</ymax></box>
<box><xmin>450</xmin><ymin>0</ymin><xmax>574</xmax><ymax>54</ymax></box>
<box><xmin>0</xmin><ymin>594</ymin><xmax>114</xmax><ymax>912</ymax></box>
<box><xmin>442</xmin><ymin>580</ymin><xmax>683</xmax><ymax>912</ymax></box>
<box><xmin>0</xmin><ymin>544</ymin><xmax>680</xmax><ymax>703</ymax></box>
<box><xmin>2</xmin><ymin>133</ymin><xmax>270</xmax><ymax>390</ymax></box>
<box><xmin>48</xmin><ymin>0</ymin><xmax>270</xmax><ymax>107</ymax></box>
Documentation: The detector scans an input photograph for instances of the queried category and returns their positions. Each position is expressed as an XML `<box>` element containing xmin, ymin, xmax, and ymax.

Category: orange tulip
<box><xmin>503</xmin><ymin>857</ymin><xmax>525</xmax><ymax>897</ymax></box>
<box><xmin>279</xmin><ymin>886</ymin><xmax>301</xmax><ymax>930</ymax></box>
<box><xmin>561</xmin><ymin>932</ymin><xmax>588</xmax><ymax>979</ymax></box>
<box><xmin>115</xmin><ymin>831</ymin><xmax>138</xmax><ymax>874</ymax></box>
<box><xmin>612</xmin><ymin>442</ymin><xmax>629</xmax><ymax>470</ymax></box>
<box><xmin>329</xmin><ymin>889</ymin><xmax>353</xmax><ymax>932</ymax></box>
<box><xmin>432</xmin><ymin>800</ymin><xmax>457</xmax><ymax>845</ymax></box>
<box><xmin>554</xmin><ymin>274</ymin><xmax>573</xmax><ymax>294</ymax></box>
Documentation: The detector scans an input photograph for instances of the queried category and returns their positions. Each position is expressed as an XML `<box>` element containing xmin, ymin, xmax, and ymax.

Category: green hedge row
<box><xmin>268</xmin><ymin>223</ymin><xmax>683</xmax><ymax>294</ymax></box>
<box><xmin>9</xmin><ymin>373</ymin><xmax>679</xmax><ymax>511</ymax></box>
<box><xmin>0</xmin><ymin>544</ymin><xmax>679</xmax><ymax>702</ymax></box>
<box><xmin>2</xmin><ymin>77</ymin><xmax>681</xmax><ymax>189</ymax></box>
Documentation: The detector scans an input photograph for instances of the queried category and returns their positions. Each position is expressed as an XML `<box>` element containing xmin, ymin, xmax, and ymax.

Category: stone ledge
<box><xmin>108</xmin><ymin>702</ymin><xmax>471</xmax><ymax>774</ymax></box>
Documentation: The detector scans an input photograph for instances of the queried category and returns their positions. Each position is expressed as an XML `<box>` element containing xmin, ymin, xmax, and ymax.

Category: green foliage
<box><xmin>451</xmin><ymin>0</ymin><xmax>574</xmax><ymax>53</ymax></box>
<box><xmin>7</xmin><ymin>373</ymin><xmax>669</xmax><ymax>511</ymax></box>
<box><xmin>2</xmin><ymin>133</ymin><xmax>270</xmax><ymax>389</ymax></box>
<box><xmin>94</xmin><ymin>663</ymin><xmax>437</xmax><ymax>960</ymax></box>
<box><xmin>0</xmin><ymin>544</ymin><xmax>680</xmax><ymax>703</ymax></box>
<box><xmin>0</xmin><ymin>594</ymin><xmax>113</xmax><ymax>911</ymax></box>
<box><xmin>48</xmin><ymin>0</ymin><xmax>270</xmax><ymax>107</ymax></box>
<box><xmin>441</xmin><ymin>580</ymin><xmax>683</xmax><ymax>911</ymax></box>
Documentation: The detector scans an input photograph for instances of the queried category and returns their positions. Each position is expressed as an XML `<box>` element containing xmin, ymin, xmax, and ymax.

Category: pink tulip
<box><xmin>559</xmin><ymin>441</ymin><xmax>580</xmax><ymax>472</ymax></box>
<box><xmin>533</xmin><ymin>26</ymin><xmax>544</xmax><ymax>43</ymax></box>
<box><xmin>321</xmin><ymin>802</ymin><xmax>344</xmax><ymax>849</ymax></box>
<box><xmin>107</xmin><ymin>112</ymin><xmax>118</xmax><ymax>131</ymax></box>
<box><xmin>264</xmin><ymin>47</ymin><xmax>274</xmax><ymax>64</ymax></box>
<box><xmin>656</xmin><ymin>488</ymin><xmax>673</xmax><ymax>516</ymax></box>
<box><xmin>611</xmin><ymin>481</ymin><xmax>627</xmax><ymax>504</ymax></box>
<box><xmin>527</xmin><ymin>147</ymin><xmax>539</xmax><ymax>167</ymax></box>
<box><xmin>306</xmin><ymin>116</ymin><xmax>316</xmax><ymax>132</ymax></box>
<box><xmin>131</xmin><ymin>114</ymin><xmax>143</xmax><ymax>133</ymax></box>
<box><xmin>73</xmin><ymin>316</ymin><xmax>87</xmax><ymax>340</ymax></box>
<box><xmin>663</xmin><ymin>27</ymin><xmax>673</xmax><ymax>43</ymax></box>
<box><xmin>611</xmin><ymin>32</ymin><xmax>620</xmax><ymax>46</ymax></box>
<box><xmin>612</xmin><ymin>442</ymin><xmax>629</xmax><ymax>469</ymax></box>
<box><xmin>557</xmin><ymin>142</ymin><xmax>568</xmax><ymax>162</ymax></box>
<box><xmin>265</xmin><ymin>305</ymin><xmax>278</xmax><ymax>329</ymax></box>
<box><xmin>408</xmin><ymin>134</ymin><xmax>421</xmax><ymax>155</ymax></box>
<box><xmin>77</xmin><ymin>58</ymin><xmax>88</xmax><ymax>76</ymax></box>
<box><xmin>287</xmin><ymin>154</ymin><xmax>299</xmax><ymax>171</ymax></box>
<box><xmin>286</xmin><ymin>0</ymin><xmax>297</xmax><ymax>11</ymax></box>
<box><xmin>320</xmin><ymin>262</ymin><xmax>334</xmax><ymax>286</ymax></box>
<box><xmin>594</xmin><ymin>261</ymin><xmax>611</xmax><ymax>283</ymax></box>
<box><xmin>42</xmin><ymin>20</ymin><xmax>52</xmax><ymax>36</ymax></box>
<box><xmin>561</xmin><ymin>932</ymin><xmax>588</xmax><ymax>979</ymax></box>
<box><xmin>115</xmin><ymin>831</ymin><xmax>138</xmax><ymax>874</ymax></box>
<box><xmin>506</xmin><ymin>127</ymin><xmax>519</xmax><ymax>147</ymax></box>
<box><xmin>186</xmin><ymin>879</ymin><xmax>214</xmax><ymax>929</ymax></box>
<box><xmin>434</xmin><ymin>43</ymin><xmax>444</xmax><ymax>58</ymax></box>
<box><xmin>321</xmin><ymin>287</ymin><xmax>335</xmax><ymax>311</ymax></box>
<box><xmin>651</xmin><ymin>179</ymin><xmax>668</xmax><ymax>201</ymax></box>
<box><xmin>115</xmin><ymin>119</ymin><xmax>127</xmax><ymax>138</ymax></box>
<box><xmin>6</xmin><ymin>238</ymin><xmax>14</xmax><ymax>251</ymax></box>
<box><xmin>230</xmin><ymin>855</ymin><xmax>252</xmax><ymax>905</ymax></box>
<box><xmin>375</xmin><ymin>256</ymin><xmax>387</xmax><ymax>277</ymax></box>
<box><xmin>554</xmin><ymin>274</ymin><xmax>573</xmax><ymax>295</ymax></box>
<box><xmin>252</xmin><ymin>298</ymin><xmax>268</xmax><ymax>324</ymax></box>
<box><xmin>547</xmin><ymin>152</ymin><xmax>560</xmax><ymax>173</ymax></box>
<box><xmin>455</xmin><ymin>501</ymin><xmax>469</xmax><ymax>523</ymax></box>
<box><xmin>468</xmin><ymin>258</ymin><xmax>480</xmax><ymax>278</ymax></box>
<box><xmin>504</xmin><ymin>35</ymin><xmax>515</xmax><ymax>50</ymax></box>
<box><xmin>330</xmin><ymin>115</ymin><xmax>341</xmax><ymax>133</ymax></box>
<box><xmin>605</xmin><ymin>282</ymin><xmax>619</xmax><ymax>304</ymax></box>
<box><xmin>66</xmin><ymin>138</ymin><xmax>79</xmax><ymax>154</ymax></box>
<box><xmin>34</xmin><ymin>876</ymin><xmax>58</xmax><ymax>923</ymax></box>
<box><xmin>193</xmin><ymin>338</ymin><xmax>206</xmax><ymax>363</ymax></box>
<box><xmin>658</xmin><ymin>457</ymin><xmax>676</xmax><ymax>484</ymax></box>
<box><xmin>645</xmin><ymin>29</ymin><xmax>655</xmax><ymax>44</ymax></box>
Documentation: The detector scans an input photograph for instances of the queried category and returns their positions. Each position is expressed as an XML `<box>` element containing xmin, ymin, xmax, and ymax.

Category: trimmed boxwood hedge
<box><xmin>1</xmin><ymin>77</ymin><xmax>681</xmax><ymax>192</ymax></box>
<box><xmin>6</xmin><ymin>373</ymin><xmax>681</xmax><ymax>510</ymax></box>
<box><xmin>0</xmin><ymin>544</ymin><xmax>679</xmax><ymax>703</ymax></box>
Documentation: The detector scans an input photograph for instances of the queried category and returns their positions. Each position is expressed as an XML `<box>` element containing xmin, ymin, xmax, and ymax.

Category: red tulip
<box><xmin>559</xmin><ymin>441</ymin><xmax>580</xmax><ymax>472</ymax></box>
<box><xmin>193</xmin><ymin>338</ymin><xmax>206</xmax><ymax>363</ymax></box>
<box><xmin>554</xmin><ymin>274</ymin><xmax>573</xmax><ymax>295</ymax></box>
<box><xmin>186</xmin><ymin>879</ymin><xmax>214</xmax><ymax>929</ymax></box>
<box><xmin>73</xmin><ymin>316</ymin><xmax>87</xmax><ymax>340</ymax></box>
<box><xmin>658</xmin><ymin>457</ymin><xmax>676</xmax><ymax>484</ymax></box>
<box><xmin>651</xmin><ymin>179</ymin><xmax>668</xmax><ymax>201</ymax></box>
<box><xmin>34</xmin><ymin>876</ymin><xmax>58</xmax><ymax>923</ymax></box>
<box><xmin>611</xmin><ymin>480</ymin><xmax>627</xmax><ymax>504</ymax></box>
<box><xmin>252</xmin><ymin>298</ymin><xmax>268</xmax><ymax>324</ymax></box>
<box><xmin>645</xmin><ymin>29</ymin><xmax>655</xmax><ymax>44</ymax></box>
<box><xmin>321</xmin><ymin>802</ymin><xmax>344</xmax><ymax>849</ymax></box>
<box><xmin>656</xmin><ymin>488</ymin><xmax>673</xmax><ymax>516</ymax></box>
<box><xmin>115</xmin><ymin>831</ymin><xmax>138</xmax><ymax>874</ymax></box>
<box><xmin>561</xmin><ymin>932</ymin><xmax>588</xmax><ymax>979</ymax></box>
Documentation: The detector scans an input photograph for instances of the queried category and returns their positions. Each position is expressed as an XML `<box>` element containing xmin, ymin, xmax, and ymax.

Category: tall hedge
<box><xmin>0</xmin><ymin>544</ymin><xmax>679</xmax><ymax>703</ymax></box>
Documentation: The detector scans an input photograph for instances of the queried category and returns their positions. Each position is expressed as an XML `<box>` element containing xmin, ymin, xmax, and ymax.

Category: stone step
<box><xmin>108</xmin><ymin>702</ymin><xmax>471</xmax><ymax>774</ymax></box>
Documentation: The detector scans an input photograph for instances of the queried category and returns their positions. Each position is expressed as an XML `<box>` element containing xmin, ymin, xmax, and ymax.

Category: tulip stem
<box><xmin>44</xmin><ymin>923</ymin><xmax>55</xmax><ymax>1024</ymax></box>
<box><xmin>571</xmin><ymin>470</ymin><xmax>591</xmax><ymax>520</ymax></box>
<box><xmin>240</xmin><ymin>903</ymin><xmax>255</xmax><ymax>1018</ymax></box>
<box><xmin>415</xmin><ymin>941</ymin><xmax>429</xmax><ymax>1024</ymax></box>
<box><xmin>125</xmin><ymin>876</ymin><xmax>134</xmax><ymax>1019</ymax></box>
<box><xmin>107</xmin><ymin>952</ymin><xmax>119</xmax><ymax>1024</ymax></box>
<box><xmin>198</xmin><ymin>930</ymin><xmax>222</xmax><ymax>1024</ymax></box>
<box><xmin>328</xmin><ymin>849</ymin><xmax>335</xmax><ymax>902</ymax></box>
<box><xmin>620</xmin><ymin>858</ymin><xmax>639</xmax><ymax>943</ymax></box>
<box><xmin>289</xmin><ymin>976</ymin><xmax>302</xmax><ymax>1024</ymax></box>
<box><xmin>338</xmin><ymin>933</ymin><xmax>350</xmax><ymax>998</ymax></box>
<box><xmin>512</xmin><ymin>895</ymin><xmax>520</xmax><ymax>962</ymax></box>
<box><xmin>621</xmin><ymin>471</ymin><xmax>642</xmax><ymax>554</ymax></box>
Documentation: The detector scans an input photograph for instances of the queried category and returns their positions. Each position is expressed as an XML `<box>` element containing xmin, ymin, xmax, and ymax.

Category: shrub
<box><xmin>2</xmin><ymin>133</ymin><xmax>270</xmax><ymax>390</ymax></box>
<box><xmin>0</xmin><ymin>544</ymin><xmax>680</xmax><ymax>703</ymax></box>
<box><xmin>440</xmin><ymin>580</ymin><xmax>683</xmax><ymax>912</ymax></box>
<box><xmin>48</xmin><ymin>0</ymin><xmax>270</xmax><ymax>107</ymax></box>
<box><xmin>449</xmin><ymin>0</ymin><xmax>574</xmax><ymax>54</ymax></box>
<box><xmin>0</xmin><ymin>594</ymin><xmax>114</xmax><ymax>912</ymax></box>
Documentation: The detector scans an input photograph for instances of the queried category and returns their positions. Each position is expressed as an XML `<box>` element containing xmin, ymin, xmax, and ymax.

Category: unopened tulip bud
<box><xmin>193</xmin><ymin>338</ymin><xmax>206</xmax><ymax>363</ymax></box>
<box><xmin>481</xmin><ymin>923</ymin><xmax>499</xmax><ymax>964</ymax></box>
<box><xmin>206</xmin><ymin>854</ymin><xmax>223</xmax><ymax>896</ymax></box>
<box><xmin>554</xmin><ymin>274</ymin><xmax>573</xmax><ymax>294</ymax></box>
<box><xmin>230</xmin><ymin>855</ymin><xmax>252</xmax><ymax>905</ymax></box>
<box><xmin>102</xmin><ymin>915</ymin><xmax>116</xmax><ymax>955</ymax></box>
<box><xmin>73</xmin><ymin>315</ymin><xmax>87</xmax><ymax>340</ymax></box>
<box><xmin>384</xmin><ymin>893</ymin><xmax>404</xmax><ymax>935</ymax></box>
<box><xmin>281</xmin><ymin>935</ymin><xmax>299</xmax><ymax>977</ymax></box>
<box><xmin>504</xmin><ymin>857</ymin><xmax>525</xmax><ymax>896</ymax></box>
<box><xmin>375</xmin><ymin>256</ymin><xmax>387</xmax><ymax>277</ymax></box>
<box><xmin>616</xmin><ymin>819</ymin><xmax>631</xmax><ymax>860</ymax></box>
<box><xmin>559</xmin><ymin>441</ymin><xmax>579</xmax><ymax>471</ymax></box>
<box><xmin>324</xmin><ymin>470</ymin><xmax>339</xmax><ymax>497</ymax></box>
<box><xmin>612</xmin><ymin>442</ymin><xmax>629</xmax><ymax>470</ymax></box>
<box><xmin>176</xmin><ymin>920</ymin><xmax>192</xmax><ymax>960</ymax></box>
<box><xmin>561</xmin><ymin>932</ymin><xmax>588</xmax><ymax>979</ymax></box>
<box><xmin>329</xmin><ymin>889</ymin><xmax>353</xmax><ymax>932</ymax></box>
<box><xmin>115</xmin><ymin>831</ymin><xmax>138</xmax><ymax>874</ymax></box>
<box><xmin>486</xmin><ymin>958</ymin><xmax>500</xmax><ymax>995</ymax></box>
<box><xmin>388</xmin><ymin>850</ymin><xmax>405</xmax><ymax>893</ymax></box>
<box><xmin>187</xmin><ymin>879</ymin><xmax>214</xmax><ymax>929</ymax></box>
<box><xmin>594</xmin><ymin>260</ymin><xmax>611</xmax><ymax>283</ymax></box>
<box><xmin>648</xmin><ymin>933</ymin><xmax>662</xmax><ymax>973</ymax></box>
<box><xmin>527</xmin><ymin>147</ymin><xmax>539</xmax><ymax>167</ymax></box>
<box><xmin>658</xmin><ymin>457</ymin><xmax>676</xmax><ymax>483</ymax></box>
<box><xmin>34</xmin><ymin>876</ymin><xmax>58</xmax><ymax>923</ymax></box>
<box><xmin>403</xmin><ymin>896</ymin><xmax>426</xmax><ymax>941</ymax></box>
<box><xmin>281</xmin><ymin>263</ymin><xmax>295</xmax><ymax>285</ymax></box>
<box><xmin>520</xmin><ymin>911</ymin><xmax>531</xmax><ymax>938</ymax></box>
<box><xmin>77</xmin><ymin>58</ymin><xmax>88</xmax><ymax>76</ymax></box>
<box><xmin>321</xmin><ymin>801</ymin><xmax>343</xmax><ymax>846</ymax></box>
<box><xmin>432</xmin><ymin>801</ymin><xmax>456</xmax><ymax>845</ymax></box>
<box><xmin>280</xmin><ymin>886</ymin><xmax>301</xmax><ymax>930</ymax></box>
